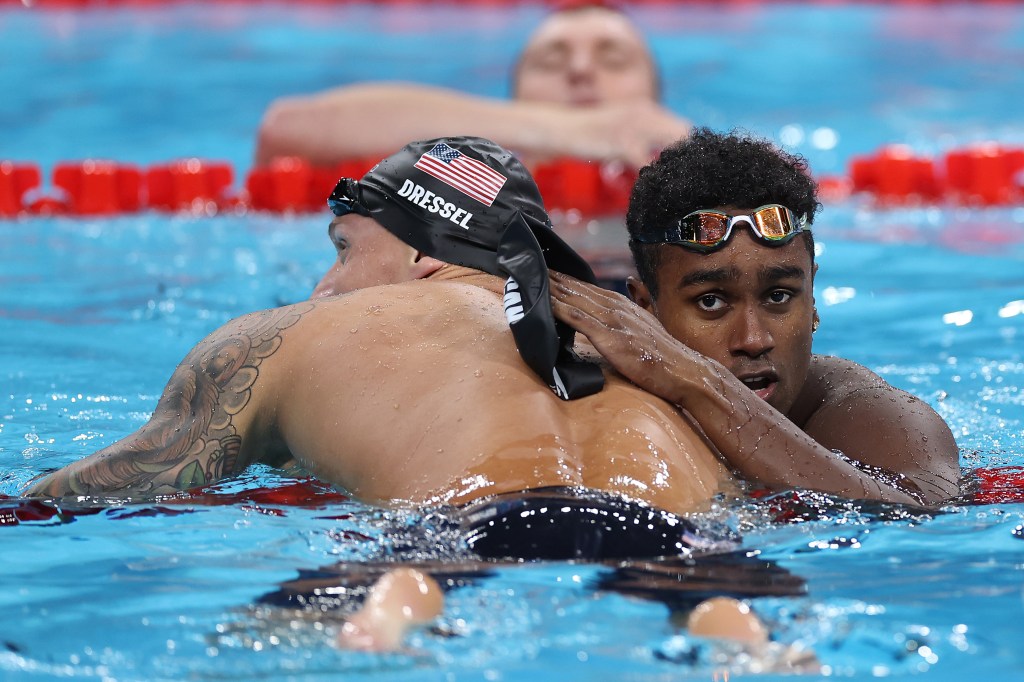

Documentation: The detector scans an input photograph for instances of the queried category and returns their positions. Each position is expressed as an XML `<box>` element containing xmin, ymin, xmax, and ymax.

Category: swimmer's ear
<box><xmin>626</xmin><ymin>276</ymin><xmax>656</xmax><ymax>313</ymax></box>
<box><xmin>409</xmin><ymin>252</ymin><xmax>445</xmax><ymax>280</ymax></box>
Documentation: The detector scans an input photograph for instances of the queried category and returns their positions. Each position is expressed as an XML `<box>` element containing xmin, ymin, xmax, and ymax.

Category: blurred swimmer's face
<box><xmin>515</xmin><ymin>7</ymin><xmax>658</xmax><ymax>106</ymax></box>
<box><xmin>311</xmin><ymin>215</ymin><xmax>422</xmax><ymax>298</ymax></box>
<box><xmin>629</xmin><ymin>209</ymin><xmax>817</xmax><ymax>416</ymax></box>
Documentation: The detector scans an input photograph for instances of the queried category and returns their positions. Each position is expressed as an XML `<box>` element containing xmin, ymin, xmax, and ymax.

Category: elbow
<box><xmin>255</xmin><ymin>98</ymin><xmax>309</xmax><ymax>167</ymax></box>
<box><xmin>916</xmin><ymin>471</ymin><xmax>961</xmax><ymax>507</ymax></box>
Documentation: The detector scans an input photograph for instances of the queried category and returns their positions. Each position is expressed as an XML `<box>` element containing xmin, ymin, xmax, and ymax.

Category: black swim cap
<box><xmin>330</xmin><ymin>136</ymin><xmax>604</xmax><ymax>400</ymax></box>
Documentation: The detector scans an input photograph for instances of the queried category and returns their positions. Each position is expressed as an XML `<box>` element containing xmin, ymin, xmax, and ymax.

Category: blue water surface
<box><xmin>2</xmin><ymin>2</ymin><xmax>1024</xmax><ymax>681</ymax></box>
<box><xmin>1</xmin><ymin>2</ymin><xmax>1023</xmax><ymax>175</ymax></box>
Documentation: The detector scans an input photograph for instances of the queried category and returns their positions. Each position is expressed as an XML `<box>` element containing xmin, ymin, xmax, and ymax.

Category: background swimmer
<box><xmin>255</xmin><ymin>1</ymin><xmax>690</xmax><ymax>169</ymax></box>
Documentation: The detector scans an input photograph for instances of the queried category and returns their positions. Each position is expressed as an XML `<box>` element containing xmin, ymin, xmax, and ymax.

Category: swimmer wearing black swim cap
<box><xmin>327</xmin><ymin>136</ymin><xmax>604</xmax><ymax>401</ymax></box>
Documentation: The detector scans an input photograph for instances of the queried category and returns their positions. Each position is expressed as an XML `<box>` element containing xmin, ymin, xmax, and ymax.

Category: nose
<box><xmin>566</xmin><ymin>48</ymin><xmax>596</xmax><ymax>86</ymax></box>
<box><xmin>730</xmin><ymin>306</ymin><xmax>775</xmax><ymax>358</ymax></box>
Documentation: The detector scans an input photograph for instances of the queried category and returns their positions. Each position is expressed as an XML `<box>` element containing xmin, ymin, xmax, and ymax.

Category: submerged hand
<box><xmin>687</xmin><ymin>597</ymin><xmax>820</xmax><ymax>673</ymax></box>
<box><xmin>337</xmin><ymin>568</ymin><xmax>444</xmax><ymax>652</ymax></box>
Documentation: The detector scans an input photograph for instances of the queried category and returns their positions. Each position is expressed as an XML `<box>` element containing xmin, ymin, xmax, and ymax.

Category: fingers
<box><xmin>573</xmin><ymin>102</ymin><xmax>690</xmax><ymax>167</ymax></box>
<box><xmin>549</xmin><ymin>272</ymin><xmax>657</xmax><ymax>332</ymax></box>
<box><xmin>631</xmin><ymin>105</ymin><xmax>691</xmax><ymax>167</ymax></box>
<box><xmin>549</xmin><ymin>272</ymin><xmax>667</xmax><ymax>368</ymax></box>
<box><xmin>624</xmin><ymin>140</ymin><xmax>658</xmax><ymax>169</ymax></box>
<box><xmin>549</xmin><ymin>273</ymin><xmax>622</xmax><ymax>332</ymax></box>
<box><xmin>549</xmin><ymin>271</ymin><xmax>627</xmax><ymax>308</ymax></box>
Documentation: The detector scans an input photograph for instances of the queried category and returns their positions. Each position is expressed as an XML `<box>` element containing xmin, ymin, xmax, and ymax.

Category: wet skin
<box><xmin>311</xmin><ymin>214</ymin><xmax>442</xmax><ymax>299</ymax></box>
<box><xmin>28</xmin><ymin>217</ymin><xmax>734</xmax><ymax>516</ymax></box>
<box><xmin>550</xmin><ymin>210</ymin><xmax>960</xmax><ymax>505</ymax></box>
<box><xmin>628</xmin><ymin>221</ymin><xmax>817</xmax><ymax>417</ymax></box>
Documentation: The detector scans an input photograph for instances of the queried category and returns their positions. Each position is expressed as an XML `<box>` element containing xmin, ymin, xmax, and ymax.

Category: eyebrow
<box><xmin>760</xmin><ymin>264</ymin><xmax>806</xmax><ymax>282</ymax></box>
<box><xmin>327</xmin><ymin>219</ymin><xmax>342</xmax><ymax>240</ymax></box>
<box><xmin>524</xmin><ymin>41</ymin><xmax>568</xmax><ymax>59</ymax></box>
<box><xmin>676</xmin><ymin>266</ymin><xmax>739</xmax><ymax>289</ymax></box>
<box><xmin>674</xmin><ymin>264</ymin><xmax>806</xmax><ymax>290</ymax></box>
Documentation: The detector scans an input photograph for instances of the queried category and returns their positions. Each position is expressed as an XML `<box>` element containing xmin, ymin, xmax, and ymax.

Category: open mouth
<box><xmin>739</xmin><ymin>375</ymin><xmax>777</xmax><ymax>401</ymax></box>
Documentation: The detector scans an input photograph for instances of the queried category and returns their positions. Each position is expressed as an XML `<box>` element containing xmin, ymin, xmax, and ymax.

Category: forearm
<box><xmin>547</xmin><ymin>274</ymin><xmax>952</xmax><ymax>507</ymax></box>
<box><xmin>255</xmin><ymin>83</ymin><xmax>576</xmax><ymax>167</ymax></box>
<box><xmin>674</xmin><ymin>363</ymin><xmax>926</xmax><ymax>505</ymax></box>
<box><xmin>23</xmin><ymin>432</ymin><xmax>231</xmax><ymax>499</ymax></box>
<box><xmin>255</xmin><ymin>82</ymin><xmax>689</xmax><ymax>168</ymax></box>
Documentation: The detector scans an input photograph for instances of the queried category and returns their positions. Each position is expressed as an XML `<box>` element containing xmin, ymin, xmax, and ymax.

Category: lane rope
<box><xmin>3</xmin><ymin>143</ymin><xmax>1023</xmax><ymax>219</ymax></box>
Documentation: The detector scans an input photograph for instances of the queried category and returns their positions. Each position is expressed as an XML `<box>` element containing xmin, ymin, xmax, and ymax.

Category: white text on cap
<box><xmin>397</xmin><ymin>179</ymin><xmax>473</xmax><ymax>229</ymax></box>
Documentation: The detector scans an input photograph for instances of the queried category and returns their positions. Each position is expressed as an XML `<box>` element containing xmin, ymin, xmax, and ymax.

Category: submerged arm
<box><xmin>24</xmin><ymin>305</ymin><xmax>309</xmax><ymax>499</ymax></box>
<box><xmin>550</xmin><ymin>273</ymin><xmax>959</xmax><ymax>506</ymax></box>
<box><xmin>255</xmin><ymin>82</ymin><xmax>691</xmax><ymax>168</ymax></box>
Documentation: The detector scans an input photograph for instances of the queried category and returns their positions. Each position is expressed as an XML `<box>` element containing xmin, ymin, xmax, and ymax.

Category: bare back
<box><xmin>262</xmin><ymin>268</ymin><xmax>732</xmax><ymax>514</ymax></box>
<box><xmin>27</xmin><ymin>267</ymin><xmax>733</xmax><ymax>514</ymax></box>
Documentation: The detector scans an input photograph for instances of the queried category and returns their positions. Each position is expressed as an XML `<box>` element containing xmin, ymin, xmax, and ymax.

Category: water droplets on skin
<box><xmin>833</xmin><ymin>449</ymin><xmax>911</xmax><ymax>493</ymax></box>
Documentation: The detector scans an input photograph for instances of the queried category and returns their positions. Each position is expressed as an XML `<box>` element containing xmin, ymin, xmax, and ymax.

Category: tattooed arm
<box><xmin>25</xmin><ymin>304</ymin><xmax>311</xmax><ymax>499</ymax></box>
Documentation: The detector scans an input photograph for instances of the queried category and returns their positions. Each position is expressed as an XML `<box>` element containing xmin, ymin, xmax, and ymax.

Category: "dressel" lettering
<box><xmin>397</xmin><ymin>179</ymin><xmax>473</xmax><ymax>229</ymax></box>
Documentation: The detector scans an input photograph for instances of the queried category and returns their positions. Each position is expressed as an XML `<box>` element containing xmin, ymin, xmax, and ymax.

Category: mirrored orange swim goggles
<box><xmin>631</xmin><ymin>204</ymin><xmax>810</xmax><ymax>252</ymax></box>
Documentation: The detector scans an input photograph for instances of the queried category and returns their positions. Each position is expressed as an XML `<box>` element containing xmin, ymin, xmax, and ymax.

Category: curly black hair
<box><xmin>627</xmin><ymin>127</ymin><xmax>821</xmax><ymax>299</ymax></box>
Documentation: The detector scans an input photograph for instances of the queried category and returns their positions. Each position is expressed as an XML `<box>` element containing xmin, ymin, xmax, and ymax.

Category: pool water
<box><xmin>3</xmin><ymin>2</ymin><xmax>1024</xmax><ymax>680</ymax></box>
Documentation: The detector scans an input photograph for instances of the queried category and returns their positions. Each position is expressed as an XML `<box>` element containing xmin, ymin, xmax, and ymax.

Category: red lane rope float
<box><xmin>946</xmin><ymin>144</ymin><xmax>1024</xmax><ymax>206</ymax></box>
<box><xmin>0</xmin><ymin>477</ymin><xmax>351</xmax><ymax>527</ymax></box>
<box><xmin>0</xmin><ymin>161</ymin><xmax>41</xmax><ymax>218</ymax></box>
<box><xmin>2</xmin><ymin>142</ymin><xmax>1023</xmax><ymax>218</ymax></box>
<box><xmin>848</xmin><ymin>143</ymin><xmax>1024</xmax><ymax>207</ymax></box>
<box><xmin>533</xmin><ymin>158</ymin><xmax>635</xmax><ymax>217</ymax></box>
<box><xmin>53</xmin><ymin>160</ymin><xmax>143</xmax><ymax>215</ymax></box>
<box><xmin>146</xmin><ymin>158</ymin><xmax>236</xmax><ymax>213</ymax></box>
<box><xmin>967</xmin><ymin>466</ymin><xmax>1024</xmax><ymax>505</ymax></box>
<box><xmin>246</xmin><ymin>157</ymin><xmax>377</xmax><ymax>213</ymax></box>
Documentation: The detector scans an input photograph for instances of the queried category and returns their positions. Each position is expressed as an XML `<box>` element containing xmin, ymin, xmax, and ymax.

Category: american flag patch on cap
<box><xmin>414</xmin><ymin>142</ymin><xmax>507</xmax><ymax>206</ymax></box>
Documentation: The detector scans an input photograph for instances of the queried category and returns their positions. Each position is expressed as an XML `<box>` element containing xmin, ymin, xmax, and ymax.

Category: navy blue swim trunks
<box><xmin>456</xmin><ymin>486</ymin><xmax>738</xmax><ymax>561</ymax></box>
<box><xmin>257</xmin><ymin>487</ymin><xmax>807</xmax><ymax>614</ymax></box>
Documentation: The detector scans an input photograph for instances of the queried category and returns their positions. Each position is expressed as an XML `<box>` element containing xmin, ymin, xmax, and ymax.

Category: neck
<box><xmin>427</xmin><ymin>264</ymin><xmax>505</xmax><ymax>294</ymax></box>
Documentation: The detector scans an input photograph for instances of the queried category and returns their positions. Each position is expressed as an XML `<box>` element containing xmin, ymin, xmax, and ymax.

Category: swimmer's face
<box><xmin>514</xmin><ymin>7</ymin><xmax>658</xmax><ymax>106</ymax></box>
<box><xmin>630</xmin><ymin>210</ymin><xmax>817</xmax><ymax>415</ymax></box>
<box><xmin>311</xmin><ymin>215</ymin><xmax>424</xmax><ymax>298</ymax></box>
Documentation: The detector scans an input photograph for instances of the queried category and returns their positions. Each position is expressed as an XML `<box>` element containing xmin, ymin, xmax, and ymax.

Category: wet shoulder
<box><xmin>789</xmin><ymin>354</ymin><xmax>893</xmax><ymax>425</ymax></box>
<box><xmin>282</xmin><ymin>280</ymin><xmax>513</xmax><ymax>362</ymax></box>
<box><xmin>309</xmin><ymin>280</ymin><xmax>503</xmax><ymax>323</ymax></box>
<box><xmin>809</xmin><ymin>355</ymin><xmax>891</xmax><ymax>395</ymax></box>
